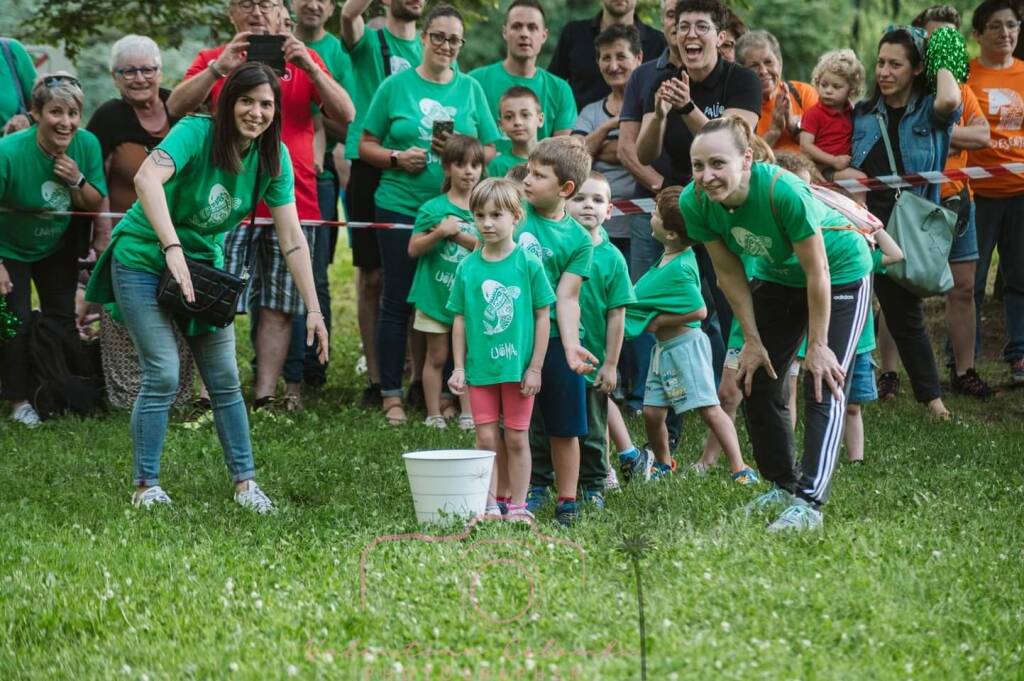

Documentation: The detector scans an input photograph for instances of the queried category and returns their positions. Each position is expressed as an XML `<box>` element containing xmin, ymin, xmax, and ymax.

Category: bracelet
<box><xmin>307</xmin><ymin>310</ymin><xmax>324</xmax><ymax>317</ymax></box>
<box><xmin>208</xmin><ymin>61</ymin><xmax>227</xmax><ymax>79</ymax></box>
<box><xmin>162</xmin><ymin>243</ymin><xmax>183</xmax><ymax>254</ymax></box>
<box><xmin>525</xmin><ymin>367</ymin><xmax>542</xmax><ymax>374</ymax></box>
<box><xmin>451</xmin><ymin>367</ymin><xmax>465</xmax><ymax>373</ymax></box>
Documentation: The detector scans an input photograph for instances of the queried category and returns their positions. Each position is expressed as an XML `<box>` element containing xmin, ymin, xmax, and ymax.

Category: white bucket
<box><xmin>402</xmin><ymin>449</ymin><xmax>495</xmax><ymax>525</ymax></box>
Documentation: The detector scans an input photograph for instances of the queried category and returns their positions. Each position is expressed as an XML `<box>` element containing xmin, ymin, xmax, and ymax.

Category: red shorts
<box><xmin>468</xmin><ymin>382</ymin><xmax>534</xmax><ymax>431</ymax></box>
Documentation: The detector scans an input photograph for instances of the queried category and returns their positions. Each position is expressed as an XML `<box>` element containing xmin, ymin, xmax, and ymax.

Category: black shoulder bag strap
<box><xmin>237</xmin><ymin>166</ymin><xmax>263</xmax><ymax>282</ymax></box>
<box><xmin>377</xmin><ymin>29</ymin><xmax>392</xmax><ymax>78</ymax></box>
<box><xmin>0</xmin><ymin>39</ymin><xmax>28</xmax><ymax>114</ymax></box>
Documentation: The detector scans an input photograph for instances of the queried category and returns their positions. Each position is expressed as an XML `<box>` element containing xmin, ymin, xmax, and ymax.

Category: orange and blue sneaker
<box><xmin>730</xmin><ymin>467</ymin><xmax>760</xmax><ymax>486</ymax></box>
<box><xmin>650</xmin><ymin>458</ymin><xmax>677</xmax><ymax>480</ymax></box>
<box><xmin>619</xmin><ymin>448</ymin><xmax>652</xmax><ymax>484</ymax></box>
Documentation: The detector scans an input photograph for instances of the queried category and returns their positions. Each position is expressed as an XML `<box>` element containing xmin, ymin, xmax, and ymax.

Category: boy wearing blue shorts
<box><xmin>567</xmin><ymin>171</ymin><xmax>637</xmax><ymax>507</ymax></box>
<box><xmin>622</xmin><ymin>187</ymin><xmax>752</xmax><ymax>481</ymax></box>
<box><xmin>519</xmin><ymin>136</ymin><xmax>597</xmax><ymax>527</ymax></box>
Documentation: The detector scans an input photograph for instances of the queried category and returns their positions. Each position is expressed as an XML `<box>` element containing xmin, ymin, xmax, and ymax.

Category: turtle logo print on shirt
<box><xmin>482</xmin><ymin>279</ymin><xmax>521</xmax><ymax>336</ymax></box>
<box><xmin>418</xmin><ymin>98</ymin><xmax>457</xmax><ymax>141</ymax></box>
<box><xmin>517</xmin><ymin>232</ymin><xmax>553</xmax><ymax>261</ymax></box>
<box><xmin>190</xmin><ymin>184</ymin><xmax>243</xmax><ymax>230</ymax></box>
<box><xmin>438</xmin><ymin>221</ymin><xmax>476</xmax><ymax>264</ymax></box>
<box><xmin>390</xmin><ymin>55</ymin><xmax>412</xmax><ymax>74</ymax></box>
<box><xmin>985</xmin><ymin>88</ymin><xmax>1024</xmax><ymax>131</ymax></box>
<box><xmin>731</xmin><ymin>227</ymin><xmax>774</xmax><ymax>261</ymax></box>
<box><xmin>41</xmin><ymin>181</ymin><xmax>71</xmax><ymax>212</ymax></box>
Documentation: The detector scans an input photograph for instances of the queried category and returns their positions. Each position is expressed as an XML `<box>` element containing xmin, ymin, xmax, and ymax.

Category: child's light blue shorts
<box><xmin>643</xmin><ymin>330</ymin><xmax>720</xmax><ymax>414</ymax></box>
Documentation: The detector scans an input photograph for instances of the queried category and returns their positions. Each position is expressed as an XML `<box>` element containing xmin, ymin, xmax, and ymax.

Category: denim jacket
<box><xmin>851</xmin><ymin>92</ymin><xmax>962</xmax><ymax>205</ymax></box>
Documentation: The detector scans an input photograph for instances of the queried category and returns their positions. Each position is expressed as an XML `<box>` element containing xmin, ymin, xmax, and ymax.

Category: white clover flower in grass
<box><xmin>286</xmin><ymin>665</ymin><xmax>299</xmax><ymax>677</ymax></box>
<box><xmin>228</xmin><ymin>662</ymin><xmax>239</xmax><ymax>673</ymax></box>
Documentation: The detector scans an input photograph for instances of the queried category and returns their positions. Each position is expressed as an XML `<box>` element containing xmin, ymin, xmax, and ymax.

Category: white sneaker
<box><xmin>604</xmin><ymin>466</ymin><xmax>620</xmax><ymax>491</ymax></box>
<box><xmin>457</xmin><ymin>414</ymin><xmax>475</xmax><ymax>431</ymax></box>
<box><xmin>234</xmin><ymin>481</ymin><xmax>276</xmax><ymax>514</ymax></box>
<box><xmin>767</xmin><ymin>497</ymin><xmax>823</xmax><ymax>533</ymax></box>
<box><xmin>423</xmin><ymin>415</ymin><xmax>447</xmax><ymax>429</ymax></box>
<box><xmin>11</xmin><ymin>403</ymin><xmax>41</xmax><ymax>428</ymax></box>
<box><xmin>132</xmin><ymin>485</ymin><xmax>172</xmax><ymax>508</ymax></box>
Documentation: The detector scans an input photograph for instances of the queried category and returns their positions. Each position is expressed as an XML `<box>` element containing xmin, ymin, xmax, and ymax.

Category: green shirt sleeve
<box><xmin>605</xmin><ymin>252</ymin><xmax>636</xmax><ymax>309</ymax></box>
<box><xmin>361</xmin><ymin>77</ymin><xmax>393</xmax><ymax>140</ymax></box>
<box><xmin>679</xmin><ymin>184</ymin><xmax>716</xmax><ymax>243</ymax></box>
<box><xmin>413</xmin><ymin>201</ymin><xmax>443</xmax><ymax>235</ymax></box>
<box><xmin>551</xmin><ymin>76</ymin><xmax>578</xmax><ymax>133</ymax></box>
<box><xmin>446</xmin><ymin>260</ymin><xmax>467</xmax><ymax>315</ymax></box>
<box><xmin>470</xmin><ymin>78</ymin><xmax>502</xmax><ymax>146</ymax></box>
<box><xmin>771</xmin><ymin>173</ymin><xmax>821</xmax><ymax>245</ymax></box>
<box><xmin>870</xmin><ymin>247</ymin><xmax>886</xmax><ymax>275</ymax></box>
<box><xmin>530</xmin><ymin>253</ymin><xmax>557</xmax><ymax>308</ymax></box>
<box><xmin>158</xmin><ymin>116</ymin><xmax>206</xmax><ymax>177</ymax></box>
<box><xmin>262</xmin><ymin>144</ymin><xmax>295</xmax><ymax>208</ymax></box>
<box><xmin>563</xmin><ymin>230</ymin><xmax>594</xmax><ymax>280</ymax></box>
<box><xmin>77</xmin><ymin>131</ymin><xmax>108</xmax><ymax>197</ymax></box>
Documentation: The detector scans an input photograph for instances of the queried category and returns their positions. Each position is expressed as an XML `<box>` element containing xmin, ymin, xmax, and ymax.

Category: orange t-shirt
<box><xmin>756</xmin><ymin>80</ymin><xmax>818</xmax><ymax>154</ymax></box>
<box><xmin>941</xmin><ymin>84</ymin><xmax>985</xmax><ymax>200</ymax></box>
<box><xmin>966</xmin><ymin>57</ymin><xmax>1024</xmax><ymax>198</ymax></box>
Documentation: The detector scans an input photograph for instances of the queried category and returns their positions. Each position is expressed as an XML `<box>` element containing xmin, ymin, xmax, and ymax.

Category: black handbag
<box><xmin>156</xmin><ymin>171</ymin><xmax>261</xmax><ymax>328</ymax></box>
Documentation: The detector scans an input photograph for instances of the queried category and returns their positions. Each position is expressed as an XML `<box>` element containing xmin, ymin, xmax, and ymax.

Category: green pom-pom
<box><xmin>0</xmin><ymin>295</ymin><xmax>19</xmax><ymax>343</ymax></box>
<box><xmin>927</xmin><ymin>26</ymin><xmax>969</xmax><ymax>88</ymax></box>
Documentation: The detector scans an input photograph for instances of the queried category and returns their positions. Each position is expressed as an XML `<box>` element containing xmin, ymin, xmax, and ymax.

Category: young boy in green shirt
<box><xmin>518</xmin><ymin>136</ymin><xmax>597</xmax><ymax>526</ymax></box>
<box><xmin>623</xmin><ymin>187</ymin><xmax>758</xmax><ymax>483</ymax></box>
<box><xmin>488</xmin><ymin>87</ymin><xmax>543</xmax><ymax>179</ymax></box>
<box><xmin>566</xmin><ymin>171</ymin><xmax>636</xmax><ymax>504</ymax></box>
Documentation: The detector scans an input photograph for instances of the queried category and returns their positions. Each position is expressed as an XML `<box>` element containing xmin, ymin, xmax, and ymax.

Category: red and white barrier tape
<box><xmin>5</xmin><ymin>162</ymin><xmax>1024</xmax><ymax>228</ymax></box>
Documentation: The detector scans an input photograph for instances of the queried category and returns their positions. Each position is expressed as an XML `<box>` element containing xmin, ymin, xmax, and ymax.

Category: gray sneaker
<box><xmin>132</xmin><ymin>485</ymin><xmax>172</xmax><ymax>509</ymax></box>
<box><xmin>11</xmin><ymin>403</ymin><xmax>41</xmax><ymax>428</ymax></box>
<box><xmin>767</xmin><ymin>497</ymin><xmax>823</xmax><ymax>533</ymax></box>
<box><xmin>739</xmin><ymin>486</ymin><xmax>793</xmax><ymax>518</ymax></box>
<box><xmin>234</xmin><ymin>481</ymin><xmax>276</xmax><ymax>514</ymax></box>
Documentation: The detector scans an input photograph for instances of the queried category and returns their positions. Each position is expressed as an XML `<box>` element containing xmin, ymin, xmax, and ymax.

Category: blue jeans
<box><xmin>974</xmin><ymin>194</ymin><xmax>1024</xmax><ymax>361</ymax></box>
<box><xmin>112</xmin><ymin>260</ymin><xmax>255</xmax><ymax>487</ymax></box>
<box><xmin>375</xmin><ymin>206</ymin><xmax>418</xmax><ymax>397</ymax></box>
<box><xmin>285</xmin><ymin>173</ymin><xmax>338</xmax><ymax>384</ymax></box>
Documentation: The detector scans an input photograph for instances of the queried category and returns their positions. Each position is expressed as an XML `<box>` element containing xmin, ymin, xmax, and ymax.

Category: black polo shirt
<box><xmin>642</xmin><ymin>57</ymin><xmax>761</xmax><ymax>186</ymax></box>
<box><xmin>549</xmin><ymin>12</ymin><xmax>667</xmax><ymax>111</ymax></box>
<box><xmin>620</xmin><ymin>49</ymin><xmax>678</xmax><ymax>197</ymax></box>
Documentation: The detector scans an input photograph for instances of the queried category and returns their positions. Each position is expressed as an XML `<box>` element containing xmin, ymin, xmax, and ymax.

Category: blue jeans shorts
<box><xmin>948</xmin><ymin>200</ymin><xmax>979</xmax><ymax>264</ymax></box>
<box><xmin>644</xmin><ymin>330</ymin><xmax>719</xmax><ymax>414</ymax></box>
<box><xmin>848</xmin><ymin>351</ymin><xmax>878</xmax><ymax>404</ymax></box>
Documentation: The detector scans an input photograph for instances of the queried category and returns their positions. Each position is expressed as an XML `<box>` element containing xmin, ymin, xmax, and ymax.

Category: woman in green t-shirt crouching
<box><xmin>0</xmin><ymin>73</ymin><xmax>107</xmax><ymax>427</ymax></box>
<box><xmin>85</xmin><ymin>64</ymin><xmax>328</xmax><ymax>513</ymax></box>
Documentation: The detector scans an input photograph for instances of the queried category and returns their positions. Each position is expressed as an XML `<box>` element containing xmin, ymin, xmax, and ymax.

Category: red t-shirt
<box><xmin>801</xmin><ymin>101</ymin><xmax>853</xmax><ymax>156</ymax></box>
<box><xmin>184</xmin><ymin>47</ymin><xmax>326</xmax><ymax>220</ymax></box>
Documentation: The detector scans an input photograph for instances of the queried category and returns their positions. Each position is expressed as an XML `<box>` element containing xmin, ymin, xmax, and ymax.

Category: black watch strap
<box><xmin>680</xmin><ymin>101</ymin><xmax>696</xmax><ymax>115</ymax></box>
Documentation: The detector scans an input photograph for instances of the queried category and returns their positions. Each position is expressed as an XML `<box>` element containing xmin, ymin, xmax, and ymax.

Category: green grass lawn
<box><xmin>1</xmin><ymin>247</ymin><xmax>1022</xmax><ymax>680</ymax></box>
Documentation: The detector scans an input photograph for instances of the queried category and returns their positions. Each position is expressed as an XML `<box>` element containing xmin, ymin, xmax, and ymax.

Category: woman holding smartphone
<box><xmin>359</xmin><ymin>3</ymin><xmax>500</xmax><ymax>425</ymax></box>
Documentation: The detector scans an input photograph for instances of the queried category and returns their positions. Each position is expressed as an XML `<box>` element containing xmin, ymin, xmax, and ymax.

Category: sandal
<box><xmin>383</xmin><ymin>402</ymin><xmax>408</xmax><ymax>427</ymax></box>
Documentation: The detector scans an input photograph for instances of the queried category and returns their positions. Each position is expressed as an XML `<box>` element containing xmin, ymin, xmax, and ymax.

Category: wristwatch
<box><xmin>389</xmin><ymin>150</ymin><xmax>400</xmax><ymax>169</ymax></box>
<box><xmin>69</xmin><ymin>173</ymin><xmax>86</xmax><ymax>190</ymax></box>
<box><xmin>679</xmin><ymin>101</ymin><xmax>696</xmax><ymax>115</ymax></box>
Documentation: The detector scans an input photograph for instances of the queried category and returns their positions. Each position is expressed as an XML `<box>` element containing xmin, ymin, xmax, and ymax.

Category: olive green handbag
<box><xmin>875</xmin><ymin>113</ymin><xmax>957</xmax><ymax>298</ymax></box>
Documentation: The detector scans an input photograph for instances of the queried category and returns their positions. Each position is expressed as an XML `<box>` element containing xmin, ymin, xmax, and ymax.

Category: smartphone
<box><xmin>247</xmin><ymin>34</ymin><xmax>286</xmax><ymax>74</ymax></box>
<box><xmin>432</xmin><ymin>120</ymin><xmax>454</xmax><ymax>139</ymax></box>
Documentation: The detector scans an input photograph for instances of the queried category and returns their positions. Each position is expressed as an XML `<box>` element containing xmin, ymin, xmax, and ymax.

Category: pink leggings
<box><xmin>468</xmin><ymin>382</ymin><xmax>535</xmax><ymax>431</ymax></box>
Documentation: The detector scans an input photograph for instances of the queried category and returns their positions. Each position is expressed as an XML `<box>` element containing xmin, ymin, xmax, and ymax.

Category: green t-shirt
<box><xmin>407</xmin><ymin>193</ymin><xmax>479</xmax><ymax>325</ymax></box>
<box><xmin>0</xmin><ymin>39</ymin><xmax>36</xmax><ymax>131</ymax></box>
<box><xmin>579</xmin><ymin>230</ymin><xmax>635</xmax><ymax>383</ymax></box>
<box><xmin>468</xmin><ymin>62</ymin><xmax>577</xmax><ymax>156</ymax></box>
<box><xmin>85</xmin><ymin>116</ymin><xmax>294</xmax><ymax>334</ymax></box>
<box><xmin>0</xmin><ymin>126</ymin><xmax>107</xmax><ymax>262</ymax></box>
<box><xmin>446</xmin><ymin>246</ymin><xmax>556</xmax><ymax>386</ymax></box>
<box><xmin>305</xmin><ymin>32</ymin><xmax>352</xmax><ymax>177</ymax></box>
<box><xmin>514</xmin><ymin>203</ymin><xmax>593</xmax><ymax>338</ymax></box>
<box><xmin>487</xmin><ymin>152</ymin><xmax>527</xmax><ymax>179</ymax></box>
<box><xmin>343</xmin><ymin>27</ymin><xmax>422</xmax><ymax>160</ymax></box>
<box><xmin>681</xmin><ymin>163</ymin><xmax>871</xmax><ymax>287</ymax></box>
<box><xmin>625</xmin><ymin>249</ymin><xmax>704</xmax><ymax>339</ymax></box>
<box><xmin>362</xmin><ymin>69</ymin><xmax>501</xmax><ymax>217</ymax></box>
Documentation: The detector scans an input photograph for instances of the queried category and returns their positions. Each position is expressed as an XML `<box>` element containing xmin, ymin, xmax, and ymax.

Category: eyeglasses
<box><xmin>677</xmin><ymin>21</ymin><xmax>715</xmax><ymax>36</ymax></box>
<box><xmin>985</xmin><ymin>20</ymin><xmax>1021</xmax><ymax>32</ymax></box>
<box><xmin>114</xmin><ymin>65</ymin><xmax>160</xmax><ymax>80</ymax></box>
<box><xmin>426</xmin><ymin>32</ymin><xmax>466</xmax><ymax>48</ymax></box>
<box><xmin>233</xmin><ymin>0</ymin><xmax>279</xmax><ymax>14</ymax></box>
<box><xmin>42</xmin><ymin>74</ymin><xmax>81</xmax><ymax>88</ymax></box>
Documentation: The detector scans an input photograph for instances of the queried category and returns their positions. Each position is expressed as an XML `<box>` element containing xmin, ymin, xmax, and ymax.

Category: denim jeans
<box><xmin>285</xmin><ymin>173</ymin><xmax>339</xmax><ymax>384</ymax></box>
<box><xmin>375</xmin><ymin>206</ymin><xmax>418</xmax><ymax>397</ymax></box>
<box><xmin>974</xmin><ymin>194</ymin><xmax>1024</xmax><ymax>362</ymax></box>
<box><xmin>112</xmin><ymin>260</ymin><xmax>255</xmax><ymax>487</ymax></box>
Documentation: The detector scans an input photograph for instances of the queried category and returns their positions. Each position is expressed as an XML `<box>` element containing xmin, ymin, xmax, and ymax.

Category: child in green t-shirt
<box><xmin>623</xmin><ymin>187</ymin><xmax>758</xmax><ymax>482</ymax></box>
<box><xmin>408</xmin><ymin>136</ymin><xmax>485</xmax><ymax>430</ymax></box>
<box><xmin>447</xmin><ymin>178</ymin><xmax>555</xmax><ymax>522</ymax></box>
<box><xmin>517</xmin><ymin>136</ymin><xmax>597</xmax><ymax>527</ymax></box>
<box><xmin>487</xmin><ymin>87</ymin><xmax>542</xmax><ymax>179</ymax></box>
<box><xmin>566</xmin><ymin>171</ymin><xmax>636</xmax><ymax>502</ymax></box>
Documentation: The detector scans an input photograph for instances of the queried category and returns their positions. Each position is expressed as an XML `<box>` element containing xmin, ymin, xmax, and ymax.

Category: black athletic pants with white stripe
<box><xmin>741</xmin><ymin>275</ymin><xmax>871</xmax><ymax>507</ymax></box>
